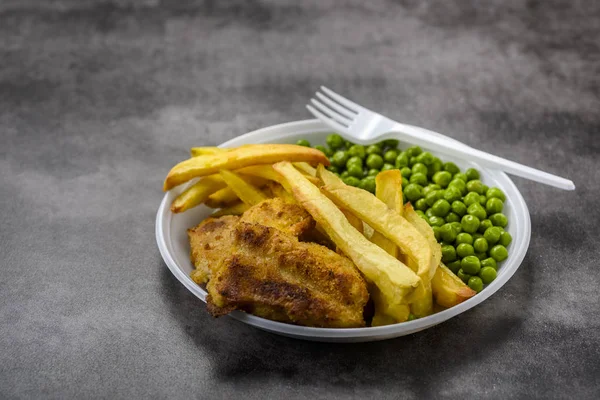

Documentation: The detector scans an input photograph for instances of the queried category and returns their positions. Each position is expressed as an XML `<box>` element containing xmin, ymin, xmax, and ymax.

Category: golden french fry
<box><xmin>273</xmin><ymin>162</ymin><xmax>420</xmax><ymax>319</ymax></box>
<box><xmin>205</xmin><ymin>187</ymin><xmax>239</xmax><ymax>208</ymax></box>
<box><xmin>170</xmin><ymin>174</ymin><xmax>226</xmax><ymax>213</ymax></box>
<box><xmin>341</xmin><ymin>209</ymin><xmax>363</xmax><ymax>234</ymax></box>
<box><xmin>211</xmin><ymin>202</ymin><xmax>251</xmax><ymax>217</ymax></box>
<box><xmin>293</xmin><ymin>162</ymin><xmax>317</xmax><ymax>177</ymax></box>
<box><xmin>263</xmin><ymin>181</ymin><xmax>295</xmax><ymax>202</ymax></box>
<box><xmin>237</xmin><ymin>165</ymin><xmax>288</xmax><ymax>186</ymax></box>
<box><xmin>164</xmin><ymin>144</ymin><xmax>329</xmax><ymax>191</ymax></box>
<box><xmin>219</xmin><ymin>169</ymin><xmax>268</xmax><ymax>206</ymax></box>
<box><xmin>318</xmin><ymin>166</ymin><xmax>433</xmax><ymax>281</ymax></box>
<box><xmin>369</xmin><ymin>170</ymin><xmax>411</xmax><ymax>324</ymax></box>
<box><xmin>190</xmin><ymin>147</ymin><xmax>227</xmax><ymax>157</ymax></box>
<box><xmin>431</xmin><ymin>263</ymin><xmax>476</xmax><ymax>307</ymax></box>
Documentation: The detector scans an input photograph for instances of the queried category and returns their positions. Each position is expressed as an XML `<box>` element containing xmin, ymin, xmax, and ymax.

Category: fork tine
<box><xmin>306</xmin><ymin>105</ymin><xmax>349</xmax><ymax>132</ymax></box>
<box><xmin>310</xmin><ymin>98</ymin><xmax>353</xmax><ymax>126</ymax></box>
<box><xmin>315</xmin><ymin>92</ymin><xmax>356</xmax><ymax>119</ymax></box>
<box><xmin>320</xmin><ymin>86</ymin><xmax>362</xmax><ymax>113</ymax></box>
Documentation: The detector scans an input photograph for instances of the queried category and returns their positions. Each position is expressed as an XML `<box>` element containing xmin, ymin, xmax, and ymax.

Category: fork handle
<box><xmin>379</xmin><ymin>124</ymin><xmax>575</xmax><ymax>190</ymax></box>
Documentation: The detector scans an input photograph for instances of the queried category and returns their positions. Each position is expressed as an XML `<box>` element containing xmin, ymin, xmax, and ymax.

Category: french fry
<box><xmin>274</xmin><ymin>162</ymin><xmax>420</xmax><ymax>320</ymax></box>
<box><xmin>237</xmin><ymin>165</ymin><xmax>288</xmax><ymax>186</ymax></box>
<box><xmin>318</xmin><ymin>166</ymin><xmax>433</xmax><ymax>281</ymax></box>
<box><xmin>190</xmin><ymin>147</ymin><xmax>226</xmax><ymax>157</ymax></box>
<box><xmin>293</xmin><ymin>162</ymin><xmax>317</xmax><ymax>177</ymax></box>
<box><xmin>205</xmin><ymin>187</ymin><xmax>239</xmax><ymax>208</ymax></box>
<box><xmin>219</xmin><ymin>169</ymin><xmax>268</xmax><ymax>206</ymax></box>
<box><xmin>170</xmin><ymin>174</ymin><xmax>226</xmax><ymax>213</ymax></box>
<box><xmin>368</xmin><ymin>170</ymin><xmax>411</xmax><ymax>325</ymax></box>
<box><xmin>263</xmin><ymin>181</ymin><xmax>296</xmax><ymax>202</ymax></box>
<box><xmin>431</xmin><ymin>264</ymin><xmax>476</xmax><ymax>307</ymax></box>
<box><xmin>164</xmin><ymin>144</ymin><xmax>329</xmax><ymax>191</ymax></box>
<box><xmin>211</xmin><ymin>202</ymin><xmax>250</xmax><ymax>217</ymax></box>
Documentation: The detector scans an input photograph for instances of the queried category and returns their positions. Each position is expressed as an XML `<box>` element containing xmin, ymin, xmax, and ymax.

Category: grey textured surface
<box><xmin>1</xmin><ymin>1</ymin><xmax>599</xmax><ymax>398</ymax></box>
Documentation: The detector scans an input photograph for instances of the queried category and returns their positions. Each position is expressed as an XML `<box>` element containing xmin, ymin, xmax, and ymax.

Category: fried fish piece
<box><xmin>206</xmin><ymin>222</ymin><xmax>369</xmax><ymax>328</ymax></box>
<box><xmin>240</xmin><ymin>197</ymin><xmax>315</xmax><ymax>237</ymax></box>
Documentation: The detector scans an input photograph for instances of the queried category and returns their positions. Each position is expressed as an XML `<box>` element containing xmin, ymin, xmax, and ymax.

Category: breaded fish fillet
<box><xmin>205</xmin><ymin>222</ymin><xmax>369</xmax><ymax>328</ymax></box>
<box><xmin>240</xmin><ymin>197</ymin><xmax>314</xmax><ymax>237</ymax></box>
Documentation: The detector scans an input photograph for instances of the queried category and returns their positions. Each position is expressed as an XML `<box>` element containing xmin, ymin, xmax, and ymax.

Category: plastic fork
<box><xmin>306</xmin><ymin>86</ymin><xmax>575</xmax><ymax>190</ymax></box>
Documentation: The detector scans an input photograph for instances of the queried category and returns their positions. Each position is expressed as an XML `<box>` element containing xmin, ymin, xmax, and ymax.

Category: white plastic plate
<box><xmin>156</xmin><ymin>119</ymin><xmax>531</xmax><ymax>342</ymax></box>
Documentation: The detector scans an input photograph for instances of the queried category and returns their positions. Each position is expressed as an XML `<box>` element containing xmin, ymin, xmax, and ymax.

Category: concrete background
<box><xmin>1</xmin><ymin>1</ymin><xmax>599</xmax><ymax>398</ymax></box>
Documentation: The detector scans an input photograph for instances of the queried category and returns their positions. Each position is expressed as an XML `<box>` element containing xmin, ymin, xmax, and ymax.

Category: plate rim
<box><xmin>156</xmin><ymin>119</ymin><xmax>531</xmax><ymax>340</ymax></box>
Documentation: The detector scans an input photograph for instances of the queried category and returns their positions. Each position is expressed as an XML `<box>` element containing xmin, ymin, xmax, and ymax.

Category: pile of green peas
<box><xmin>296</xmin><ymin>134</ymin><xmax>512</xmax><ymax>294</ymax></box>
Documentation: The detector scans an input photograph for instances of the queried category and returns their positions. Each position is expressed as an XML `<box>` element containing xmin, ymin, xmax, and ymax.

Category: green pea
<box><xmin>409</xmin><ymin>156</ymin><xmax>418</xmax><ymax>167</ymax></box>
<box><xmin>479</xmin><ymin>267</ymin><xmax>497</xmax><ymax>284</ymax></box>
<box><xmin>443</xmin><ymin>162</ymin><xmax>460</xmax><ymax>175</ymax></box>
<box><xmin>366</xmin><ymin>144</ymin><xmax>383</xmax><ymax>155</ymax></box>
<box><xmin>326</xmin><ymin>134</ymin><xmax>344</xmax><ymax>150</ymax></box>
<box><xmin>384</xmin><ymin>149</ymin><xmax>399</xmax><ymax>164</ymax></box>
<box><xmin>432</xmin><ymin>225</ymin><xmax>441</xmax><ymax>240</ymax></box>
<box><xmin>448</xmin><ymin>179</ymin><xmax>467</xmax><ymax>195</ymax></box>
<box><xmin>407</xmin><ymin>313</ymin><xmax>417</xmax><ymax>321</ymax></box>
<box><xmin>457</xmin><ymin>269</ymin><xmax>472</xmax><ymax>284</ymax></box>
<box><xmin>347</xmin><ymin>164</ymin><xmax>364</xmax><ymax>178</ymax></box>
<box><xmin>499</xmin><ymin>231</ymin><xmax>512</xmax><ymax>247</ymax></box>
<box><xmin>382</xmin><ymin>163</ymin><xmax>395</xmax><ymax>171</ymax></box>
<box><xmin>346</xmin><ymin>156</ymin><xmax>363</xmax><ymax>169</ymax></box>
<box><xmin>416</xmin><ymin>209</ymin><xmax>427</xmax><ymax>219</ymax></box>
<box><xmin>467</xmin><ymin>202</ymin><xmax>487</xmax><ymax>220</ymax></box>
<box><xmin>456</xmin><ymin>232</ymin><xmax>473</xmax><ymax>245</ymax></box>
<box><xmin>403</xmin><ymin>183</ymin><xmax>424</xmax><ymax>202</ymax></box>
<box><xmin>490</xmin><ymin>213</ymin><xmax>508</xmax><ymax>228</ymax></box>
<box><xmin>432</xmin><ymin>171</ymin><xmax>452</xmax><ymax>188</ymax></box>
<box><xmin>479</xmin><ymin>195</ymin><xmax>487</xmax><ymax>206</ymax></box>
<box><xmin>461</xmin><ymin>214</ymin><xmax>480</xmax><ymax>233</ymax></box>
<box><xmin>423</xmin><ymin>184</ymin><xmax>441</xmax><ymax>196</ymax></box>
<box><xmin>415</xmin><ymin>198</ymin><xmax>428</xmax><ymax>211</ymax></box>
<box><xmin>343</xmin><ymin>176</ymin><xmax>361</xmax><ymax>187</ymax></box>
<box><xmin>445</xmin><ymin>212</ymin><xmax>460</xmax><ymax>223</ymax></box>
<box><xmin>441</xmin><ymin>244</ymin><xmax>457</xmax><ymax>263</ymax></box>
<box><xmin>367</xmin><ymin>168</ymin><xmax>379</xmax><ymax>176</ymax></box>
<box><xmin>473</xmin><ymin>237</ymin><xmax>489</xmax><ymax>253</ymax></box>
<box><xmin>365</xmin><ymin>153</ymin><xmax>384</xmax><ymax>170</ymax></box>
<box><xmin>331</xmin><ymin>150</ymin><xmax>349</xmax><ymax>168</ymax></box>
<box><xmin>483</xmin><ymin>226</ymin><xmax>502</xmax><ymax>244</ymax></box>
<box><xmin>348</xmin><ymin>144</ymin><xmax>366</xmax><ymax>159</ymax></box>
<box><xmin>461</xmin><ymin>255</ymin><xmax>481</xmax><ymax>274</ymax></box>
<box><xmin>486</xmin><ymin>187</ymin><xmax>506</xmax><ymax>202</ymax></box>
<box><xmin>296</xmin><ymin>139</ymin><xmax>311</xmax><ymax>147</ymax></box>
<box><xmin>400</xmin><ymin>166</ymin><xmax>412</xmax><ymax>179</ymax></box>
<box><xmin>465</xmin><ymin>168</ymin><xmax>480</xmax><ymax>181</ymax></box>
<box><xmin>344</xmin><ymin>140</ymin><xmax>355</xmax><ymax>149</ymax></box>
<box><xmin>428</xmin><ymin>159</ymin><xmax>443</xmax><ymax>178</ymax></box>
<box><xmin>359</xmin><ymin>176</ymin><xmax>376</xmax><ymax>193</ymax></box>
<box><xmin>472</xmin><ymin>232</ymin><xmax>483</xmax><ymax>241</ymax></box>
<box><xmin>425</xmin><ymin>208</ymin><xmax>436</xmax><ymax>218</ymax></box>
<box><xmin>416</xmin><ymin>151</ymin><xmax>434</xmax><ymax>166</ymax></box>
<box><xmin>431</xmin><ymin>199</ymin><xmax>451</xmax><ymax>217</ymax></box>
<box><xmin>407</xmin><ymin>146</ymin><xmax>423</xmax><ymax>157</ymax></box>
<box><xmin>454</xmin><ymin>172</ymin><xmax>468</xmax><ymax>182</ymax></box>
<box><xmin>394</xmin><ymin>152</ymin><xmax>409</xmax><ymax>168</ymax></box>
<box><xmin>457</xmin><ymin>243</ymin><xmax>475</xmax><ymax>258</ymax></box>
<box><xmin>464</xmin><ymin>192</ymin><xmax>480</xmax><ymax>207</ymax></box>
<box><xmin>447</xmin><ymin>260</ymin><xmax>462</xmax><ymax>274</ymax></box>
<box><xmin>450</xmin><ymin>222</ymin><xmax>463</xmax><ymax>234</ymax></box>
<box><xmin>479</xmin><ymin>219</ymin><xmax>493</xmax><ymax>233</ymax></box>
<box><xmin>489</xmin><ymin>245</ymin><xmax>508</xmax><ymax>262</ymax></box>
<box><xmin>327</xmin><ymin>165</ymin><xmax>340</xmax><ymax>173</ymax></box>
<box><xmin>412</xmin><ymin>162</ymin><xmax>428</xmax><ymax>175</ymax></box>
<box><xmin>451</xmin><ymin>201</ymin><xmax>467</xmax><ymax>216</ymax></box>
<box><xmin>314</xmin><ymin>144</ymin><xmax>327</xmax><ymax>154</ymax></box>
<box><xmin>475</xmin><ymin>252</ymin><xmax>487</xmax><ymax>261</ymax></box>
<box><xmin>410</xmin><ymin>172</ymin><xmax>428</xmax><ymax>186</ymax></box>
<box><xmin>466</xmin><ymin>179</ymin><xmax>484</xmax><ymax>194</ymax></box>
<box><xmin>428</xmin><ymin>216</ymin><xmax>445</xmax><ymax>227</ymax></box>
<box><xmin>443</xmin><ymin>187</ymin><xmax>462</xmax><ymax>203</ymax></box>
<box><xmin>468</xmin><ymin>276</ymin><xmax>484</xmax><ymax>293</ymax></box>
<box><xmin>486</xmin><ymin>198</ymin><xmax>504</xmax><ymax>214</ymax></box>
<box><xmin>425</xmin><ymin>190</ymin><xmax>443</xmax><ymax>206</ymax></box>
<box><xmin>481</xmin><ymin>257</ymin><xmax>498</xmax><ymax>270</ymax></box>
<box><xmin>340</xmin><ymin>171</ymin><xmax>350</xmax><ymax>179</ymax></box>
<box><xmin>481</xmin><ymin>184</ymin><xmax>489</xmax><ymax>195</ymax></box>
<box><xmin>439</xmin><ymin>223</ymin><xmax>458</xmax><ymax>242</ymax></box>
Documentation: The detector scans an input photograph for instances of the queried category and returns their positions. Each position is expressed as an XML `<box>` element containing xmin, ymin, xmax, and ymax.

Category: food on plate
<box><xmin>164</xmin><ymin>144</ymin><xmax>329</xmax><ymax>190</ymax></box>
<box><xmin>219</xmin><ymin>169</ymin><xmax>268</xmax><ymax>206</ymax></box>
<box><xmin>274</xmin><ymin>161</ymin><xmax>420</xmax><ymax>322</ymax></box>
<box><xmin>164</xmin><ymin>136</ymin><xmax>511</xmax><ymax>328</ymax></box>
<box><xmin>189</xmin><ymin>200</ymin><xmax>369</xmax><ymax>328</ymax></box>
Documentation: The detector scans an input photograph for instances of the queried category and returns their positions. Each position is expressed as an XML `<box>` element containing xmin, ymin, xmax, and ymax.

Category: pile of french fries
<box><xmin>164</xmin><ymin>144</ymin><xmax>476</xmax><ymax>325</ymax></box>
